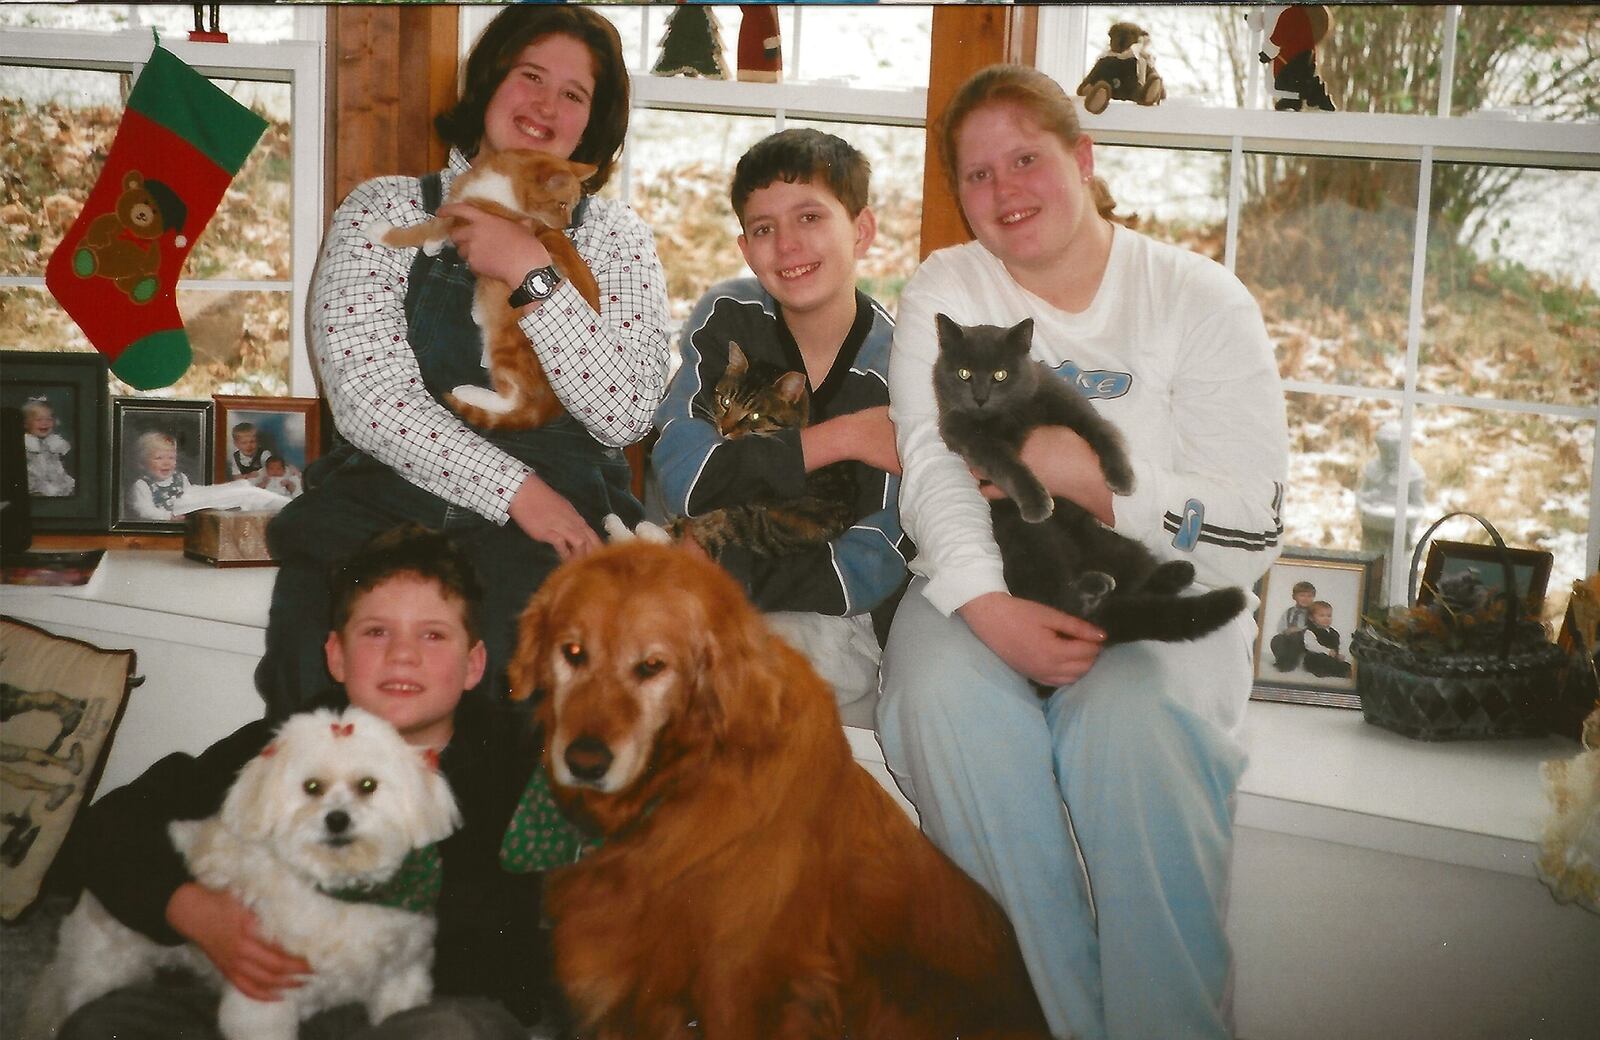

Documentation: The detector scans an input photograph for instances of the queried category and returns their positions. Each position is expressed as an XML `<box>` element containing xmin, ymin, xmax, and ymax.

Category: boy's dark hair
<box><xmin>1292</xmin><ymin>580</ymin><xmax>1317</xmax><ymax>595</ymax></box>
<box><xmin>231</xmin><ymin>422</ymin><xmax>256</xmax><ymax>437</ymax></box>
<box><xmin>730</xmin><ymin>128</ymin><xmax>871</xmax><ymax>227</ymax></box>
<box><xmin>435</xmin><ymin>4</ymin><xmax>629</xmax><ymax>194</ymax></box>
<box><xmin>329</xmin><ymin>524</ymin><xmax>484</xmax><ymax>644</ymax></box>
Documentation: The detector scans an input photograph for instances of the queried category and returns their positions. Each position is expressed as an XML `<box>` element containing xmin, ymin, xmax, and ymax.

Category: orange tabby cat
<box><xmin>371</xmin><ymin>150</ymin><xmax>601</xmax><ymax>430</ymax></box>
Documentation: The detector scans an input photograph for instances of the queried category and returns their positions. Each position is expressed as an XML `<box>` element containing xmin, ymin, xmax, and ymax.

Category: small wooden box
<box><xmin>183</xmin><ymin>509</ymin><xmax>277</xmax><ymax>567</ymax></box>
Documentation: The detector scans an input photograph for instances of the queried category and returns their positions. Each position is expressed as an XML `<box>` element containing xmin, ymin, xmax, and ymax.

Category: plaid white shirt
<box><xmin>311</xmin><ymin>150</ymin><xmax>671</xmax><ymax>524</ymax></box>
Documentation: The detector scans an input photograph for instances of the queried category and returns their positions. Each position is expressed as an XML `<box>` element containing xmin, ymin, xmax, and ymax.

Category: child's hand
<box><xmin>438</xmin><ymin>203</ymin><xmax>551</xmax><ymax>289</ymax></box>
<box><xmin>847</xmin><ymin>406</ymin><xmax>901</xmax><ymax>475</ymax></box>
<box><xmin>166</xmin><ymin>882</ymin><xmax>309</xmax><ymax>1001</ymax></box>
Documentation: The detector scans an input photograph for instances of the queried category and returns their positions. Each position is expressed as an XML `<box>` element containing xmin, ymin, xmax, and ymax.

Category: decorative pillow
<box><xmin>0</xmin><ymin>616</ymin><xmax>136</xmax><ymax>920</ymax></box>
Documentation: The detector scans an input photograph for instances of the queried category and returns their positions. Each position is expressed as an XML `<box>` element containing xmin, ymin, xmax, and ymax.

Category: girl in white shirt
<box><xmin>881</xmin><ymin>64</ymin><xmax>1288</xmax><ymax>1040</ymax></box>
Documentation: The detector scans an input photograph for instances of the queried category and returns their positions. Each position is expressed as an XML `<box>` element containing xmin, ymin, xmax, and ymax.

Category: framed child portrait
<box><xmin>211</xmin><ymin>395</ymin><xmax>321</xmax><ymax>498</ymax></box>
<box><xmin>109</xmin><ymin>398</ymin><xmax>213</xmax><ymax>533</ymax></box>
<box><xmin>0</xmin><ymin>350</ymin><xmax>111</xmax><ymax>532</ymax></box>
<box><xmin>1251</xmin><ymin>547</ymin><xmax>1385</xmax><ymax>709</ymax></box>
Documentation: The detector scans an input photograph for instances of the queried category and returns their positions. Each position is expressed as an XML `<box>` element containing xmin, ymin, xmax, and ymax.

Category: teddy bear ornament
<box><xmin>1077</xmin><ymin>22</ymin><xmax>1167</xmax><ymax>116</ymax></box>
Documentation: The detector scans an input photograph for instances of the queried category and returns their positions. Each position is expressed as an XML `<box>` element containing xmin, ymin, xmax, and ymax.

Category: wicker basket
<box><xmin>1350</xmin><ymin>511</ymin><xmax>1567</xmax><ymax>741</ymax></box>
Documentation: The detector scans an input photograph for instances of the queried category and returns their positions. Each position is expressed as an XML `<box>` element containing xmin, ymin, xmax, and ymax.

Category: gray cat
<box><xmin>932</xmin><ymin>313</ymin><xmax>1246</xmax><ymax>655</ymax></box>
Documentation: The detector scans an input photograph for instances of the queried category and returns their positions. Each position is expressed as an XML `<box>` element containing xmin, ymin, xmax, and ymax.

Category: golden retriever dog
<box><xmin>510</xmin><ymin>542</ymin><xmax>1051</xmax><ymax>1040</ymax></box>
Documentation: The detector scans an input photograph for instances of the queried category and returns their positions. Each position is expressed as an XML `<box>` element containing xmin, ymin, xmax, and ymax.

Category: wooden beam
<box><xmin>325</xmin><ymin>5</ymin><xmax>458</xmax><ymax>221</ymax></box>
<box><xmin>919</xmin><ymin>5</ymin><xmax>1017</xmax><ymax>259</ymax></box>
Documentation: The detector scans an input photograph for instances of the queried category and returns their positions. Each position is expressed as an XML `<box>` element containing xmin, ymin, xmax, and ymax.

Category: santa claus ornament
<box><xmin>737</xmin><ymin>6</ymin><xmax>782</xmax><ymax>84</ymax></box>
<box><xmin>1249</xmin><ymin>4</ymin><xmax>1337</xmax><ymax>112</ymax></box>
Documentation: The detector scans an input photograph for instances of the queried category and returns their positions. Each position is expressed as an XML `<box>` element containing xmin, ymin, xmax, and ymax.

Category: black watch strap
<box><xmin>508</xmin><ymin>265</ymin><xmax>561</xmax><ymax>308</ymax></box>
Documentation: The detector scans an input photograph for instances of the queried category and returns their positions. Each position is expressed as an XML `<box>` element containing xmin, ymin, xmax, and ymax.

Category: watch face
<box><xmin>524</xmin><ymin>267</ymin><xmax>559</xmax><ymax>298</ymax></box>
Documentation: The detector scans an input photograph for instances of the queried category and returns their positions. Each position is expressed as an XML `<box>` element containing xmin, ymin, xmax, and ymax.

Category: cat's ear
<box><xmin>1009</xmin><ymin>318</ymin><xmax>1036</xmax><ymax>349</ymax></box>
<box><xmin>935</xmin><ymin>313</ymin><xmax>962</xmax><ymax>348</ymax></box>
<box><xmin>726</xmin><ymin>341</ymin><xmax>749</xmax><ymax>376</ymax></box>
<box><xmin>774</xmin><ymin>371</ymin><xmax>808</xmax><ymax>404</ymax></box>
<box><xmin>567</xmin><ymin>160</ymin><xmax>600</xmax><ymax>183</ymax></box>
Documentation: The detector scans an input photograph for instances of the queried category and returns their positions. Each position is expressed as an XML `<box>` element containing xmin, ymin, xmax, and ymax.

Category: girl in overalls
<box><xmin>260</xmin><ymin>5</ymin><xmax>671</xmax><ymax>721</ymax></box>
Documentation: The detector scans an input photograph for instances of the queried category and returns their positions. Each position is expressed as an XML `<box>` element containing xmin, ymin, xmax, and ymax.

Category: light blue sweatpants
<box><xmin>877</xmin><ymin>580</ymin><xmax>1249</xmax><ymax>1040</ymax></box>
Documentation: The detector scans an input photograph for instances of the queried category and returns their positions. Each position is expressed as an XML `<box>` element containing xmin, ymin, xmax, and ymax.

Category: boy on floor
<box><xmin>650</xmin><ymin>129</ymin><xmax>911</xmax><ymax>724</ymax></box>
<box><xmin>57</xmin><ymin>525</ymin><xmax>554</xmax><ymax>1040</ymax></box>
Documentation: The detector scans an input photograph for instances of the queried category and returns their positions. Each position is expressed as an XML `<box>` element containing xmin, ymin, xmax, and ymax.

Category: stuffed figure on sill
<box><xmin>1248</xmin><ymin>4</ymin><xmax>1337</xmax><ymax>112</ymax></box>
<box><xmin>1076</xmin><ymin>22</ymin><xmax>1167</xmax><ymax>115</ymax></box>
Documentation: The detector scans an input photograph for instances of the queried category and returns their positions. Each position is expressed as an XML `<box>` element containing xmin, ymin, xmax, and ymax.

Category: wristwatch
<box><xmin>508</xmin><ymin>265</ymin><xmax>561</xmax><ymax>308</ymax></box>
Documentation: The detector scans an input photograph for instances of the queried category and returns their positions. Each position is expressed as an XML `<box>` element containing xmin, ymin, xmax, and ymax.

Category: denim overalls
<box><xmin>259</xmin><ymin>174</ymin><xmax>644</xmax><ymax>718</ymax></box>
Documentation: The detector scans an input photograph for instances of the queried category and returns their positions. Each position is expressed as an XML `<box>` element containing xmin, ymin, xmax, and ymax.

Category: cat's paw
<box><xmin>602</xmin><ymin>515</ymin><xmax>672</xmax><ymax>544</ymax></box>
<box><xmin>1070</xmin><ymin>572</ymin><xmax>1117</xmax><ymax>615</ymax></box>
<box><xmin>364</xmin><ymin>221</ymin><xmax>397</xmax><ymax>246</ymax></box>
<box><xmin>420</xmin><ymin>237</ymin><xmax>447</xmax><ymax>257</ymax></box>
<box><xmin>1146</xmin><ymin>560</ymin><xmax>1196</xmax><ymax>594</ymax></box>
<box><xmin>1101</xmin><ymin>457</ymin><xmax>1136</xmax><ymax>497</ymax></box>
<box><xmin>448</xmin><ymin>385</ymin><xmax>517</xmax><ymax>415</ymax></box>
<box><xmin>1018</xmin><ymin>489</ymin><xmax>1055</xmax><ymax>524</ymax></box>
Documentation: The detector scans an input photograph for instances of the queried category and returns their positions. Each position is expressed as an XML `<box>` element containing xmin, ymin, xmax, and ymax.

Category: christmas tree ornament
<box><xmin>737</xmin><ymin>6</ymin><xmax>782</xmax><ymax>84</ymax></box>
<box><xmin>652</xmin><ymin>4</ymin><xmax>728</xmax><ymax>80</ymax></box>
<box><xmin>1077</xmin><ymin>22</ymin><xmax>1166</xmax><ymax>115</ymax></box>
<box><xmin>45</xmin><ymin>44</ymin><xmax>267</xmax><ymax>390</ymax></box>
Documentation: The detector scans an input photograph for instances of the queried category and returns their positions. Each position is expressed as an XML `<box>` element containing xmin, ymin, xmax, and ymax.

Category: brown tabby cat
<box><xmin>666</xmin><ymin>341</ymin><xmax>857</xmax><ymax>558</ymax></box>
<box><xmin>371</xmin><ymin>149</ymin><xmax>601</xmax><ymax>430</ymax></box>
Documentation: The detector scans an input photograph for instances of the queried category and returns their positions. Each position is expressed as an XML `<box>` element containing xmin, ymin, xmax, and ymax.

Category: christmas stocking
<box><xmin>45</xmin><ymin>45</ymin><xmax>267</xmax><ymax>389</ymax></box>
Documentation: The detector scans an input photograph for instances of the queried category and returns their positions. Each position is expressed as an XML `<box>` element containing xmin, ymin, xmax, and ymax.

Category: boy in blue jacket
<box><xmin>651</xmin><ymin>129</ymin><xmax>911</xmax><ymax>723</ymax></box>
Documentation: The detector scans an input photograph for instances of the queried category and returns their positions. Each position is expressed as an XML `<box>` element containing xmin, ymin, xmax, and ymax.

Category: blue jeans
<box><xmin>257</xmin><ymin>428</ymin><xmax>639</xmax><ymax>719</ymax></box>
<box><xmin>877</xmin><ymin>579</ymin><xmax>1248</xmax><ymax>1040</ymax></box>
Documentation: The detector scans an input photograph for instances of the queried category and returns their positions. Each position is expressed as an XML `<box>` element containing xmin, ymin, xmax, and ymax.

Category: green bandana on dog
<box><xmin>500</xmin><ymin>766</ymin><xmax>596</xmax><ymax>872</ymax></box>
<box><xmin>321</xmin><ymin>843</ymin><xmax>443</xmax><ymax>913</ymax></box>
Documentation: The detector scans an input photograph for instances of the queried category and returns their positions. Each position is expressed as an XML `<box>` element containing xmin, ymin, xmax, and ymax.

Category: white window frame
<box><xmin>1</xmin><ymin>21</ymin><xmax>327</xmax><ymax>397</ymax></box>
<box><xmin>1037</xmin><ymin>4</ymin><xmax>1600</xmax><ymax>598</ymax></box>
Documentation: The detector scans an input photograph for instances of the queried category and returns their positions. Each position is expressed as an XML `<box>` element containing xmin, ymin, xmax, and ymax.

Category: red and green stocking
<box><xmin>45</xmin><ymin>46</ymin><xmax>267</xmax><ymax>389</ymax></box>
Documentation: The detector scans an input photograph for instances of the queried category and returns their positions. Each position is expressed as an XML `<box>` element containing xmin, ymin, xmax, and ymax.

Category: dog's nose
<box><xmin>565</xmin><ymin>735</ymin><xmax>613</xmax><ymax>783</ymax></box>
<box><xmin>324</xmin><ymin>810</ymin><xmax>351</xmax><ymax>835</ymax></box>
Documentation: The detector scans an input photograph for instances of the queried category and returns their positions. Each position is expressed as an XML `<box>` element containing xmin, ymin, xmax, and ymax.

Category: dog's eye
<box><xmin>357</xmin><ymin>777</ymin><xmax>378</xmax><ymax>796</ymax></box>
<box><xmin>634</xmin><ymin>656</ymin><xmax>667</xmax><ymax>680</ymax></box>
<box><xmin>303</xmin><ymin>779</ymin><xmax>323</xmax><ymax>797</ymax></box>
<box><xmin>561</xmin><ymin>642</ymin><xmax>587</xmax><ymax>666</ymax></box>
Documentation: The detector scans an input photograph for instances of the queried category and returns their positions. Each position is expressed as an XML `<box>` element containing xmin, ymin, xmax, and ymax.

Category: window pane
<box><xmin>4</xmin><ymin>4</ymin><xmax>298</xmax><ymax>43</ymax></box>
<box><xmin>0</xmin><ymin>65</ymin><xmax>122</xmax><ymax>277</ymax></box>
<box><xmin>1077</xmin><ymin>5</ymin><xmax>1239</xmax><ymax>108</ymax></box>
<box><xmin>1</xmin><ymin>65</ymin><xmax>291</xmax><ymax>282</ymax></box>
<box><xmin>1282</xmin><ymin>390</ymin><xmax>1402</xmax><ymax>557</ymax></box>
<box><xmin>1415</xmin><ymin>404</ymin><xmax>1591</xmax><ymax>625</ymax></box>
<box><xmin>625</xmin><ymin>109</ymin><xmax>773</xmax><ymax>324</ymax></box>
<box><xmin>1236</xmin><ymin>153</ymin><xmax>1418</xmax><ymax>389</ymax></box>
<box><xmin>0</xmin><ymin>285</ymin><xmax>290</xmax><ymax>399</ymax></box>
<box><xmin>1451</xmin><ymin>6</ymin><xmax>1600</xmax><ymax>122</ymax></box>
<box><xmin>790</xmin><ymin>117</ymin><xmax>923</xmax><ymax>315</ymax></box>
<box><xmin>788</xmin><ymin>5</ymin><xmax>930</xmax><ymax>91</ymax></box>
<box><xmin>188</xmin><ymin>80</ymin><xmax>292</xmax><ymax>282</ymax></box>
<box><xmin>1422</xmin><ymin>164</ymin><xmax>1600</xmax><ymax>408</ymax></box>
<box><xmin>1092</xmin><ymin>143</ymin><xmax>1229</xmax><ymax>260</ymax></box>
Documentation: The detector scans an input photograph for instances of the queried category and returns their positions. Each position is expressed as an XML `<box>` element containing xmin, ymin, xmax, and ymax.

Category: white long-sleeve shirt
<box><xmin>888</xmin><ymin>226</ymin><xmax>1289</xmax><ymax>618</ymax></box>
<box><xmin>310</xmin><ymin>150</ymin><xmax>671</xmax><ymax>524</ymax></box>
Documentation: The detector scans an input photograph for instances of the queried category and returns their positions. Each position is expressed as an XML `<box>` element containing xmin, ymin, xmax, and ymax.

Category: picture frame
<box><xmin>109</xmin><ymin>397</ymin><xmax>213</xmax><ymax>533</ymax></box>
<box><xmin>211</xmin><ymin>395</ymin><xmax>321</xmax><ymax>491</ymax></box>
<box><xmin>0</xmin><ymin>350</ymin><xmax>110</xmax><ymax>532</ymax></box>
<box><xmin>1251</xmin><ymin>547</ymin><xmax>1386</xmax><ymax>709</ymax></box>
<box><xmin>1417</xmin><ymin>538</ymin><xmax>1554</xmax><ymax>614</ymax></box>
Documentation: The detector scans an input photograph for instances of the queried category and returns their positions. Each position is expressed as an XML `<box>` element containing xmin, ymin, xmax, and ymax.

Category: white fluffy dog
<box><xmin>24</xmin><ymin>707</ymin><xmax>460</xmax><ymax>1039</ymax></box>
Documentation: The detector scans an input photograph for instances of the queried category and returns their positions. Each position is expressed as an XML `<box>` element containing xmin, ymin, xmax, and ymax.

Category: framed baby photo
<box><xmin>109</xmin><ymin>398</ymin><xmax>213</xmax><ymax>533</ymax></box>
<box><xmin>0</xmin><ymin>350</ymin><xmax>110</xmax><ymax>532</ymax></box>
<box><xmin>212</xmin><ymin>395</ymin><xmax>321</xmax><ymax>494</ymax></box>
<box><xmin>1418</xmin><ymin>538</ymin><xmax>1553</xmax><ymax>616</ymax></box>
<box><xmin>1251</xmin><ymin>547</ymin><xmax>1385</xmax><ymax>709</ymax></box>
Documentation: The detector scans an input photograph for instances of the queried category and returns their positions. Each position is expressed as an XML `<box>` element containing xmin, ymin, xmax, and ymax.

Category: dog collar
<box><xmin>320</xmin><ymin>843</ymin><xmax>443</xmax><ymax>913</ymax></box>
